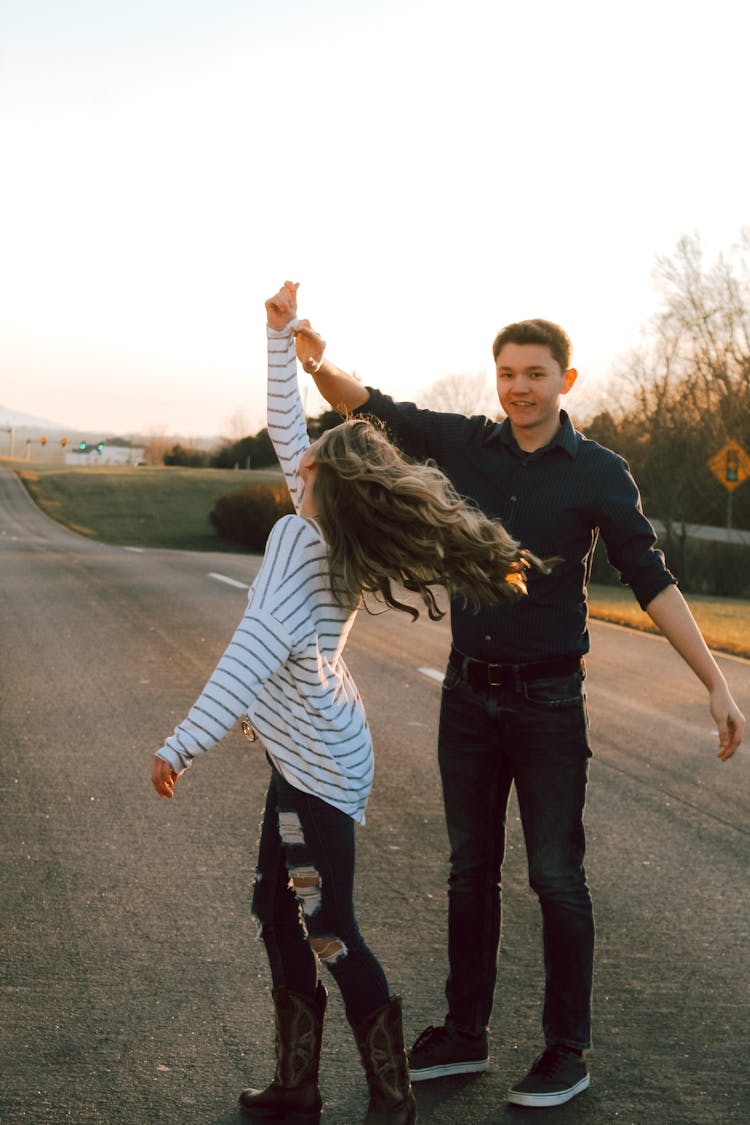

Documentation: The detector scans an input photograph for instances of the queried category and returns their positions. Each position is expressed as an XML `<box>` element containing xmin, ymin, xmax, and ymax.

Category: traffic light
<box><xmin>41</xmin><ymin>436</ymin><xmax>47</xmax><ymax>445</ymax></box>
<box><xmin>79</xmin><ymin>441</ymin><xmax>87</xmax><ymax>450</ymax></box>
<box><xmin>726</xmin><ymin>449</ymin><xmax>739</xmax><ymax>483</ymax></box>
<box><xmin>96</xmin><ymin>442</ymin><xmax>104</xmax><ymax>452</ymax></box>
<box><xmin>60</xmin><ymin>438</ymin><xmax>67</xmax><ymax>446</ymax></box>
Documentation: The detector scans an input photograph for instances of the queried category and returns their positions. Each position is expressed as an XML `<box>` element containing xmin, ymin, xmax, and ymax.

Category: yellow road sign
<box><xmin>707</xmin><ymin>440</ymin><xmax>750</xmax><ymax>492</ymax></box>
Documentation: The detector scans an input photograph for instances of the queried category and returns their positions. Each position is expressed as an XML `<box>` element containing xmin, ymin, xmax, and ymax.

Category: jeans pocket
<box><xmin>522</xmin><ymin>670</ymin><xmax>584</xmax><ymax>708</ymax></box>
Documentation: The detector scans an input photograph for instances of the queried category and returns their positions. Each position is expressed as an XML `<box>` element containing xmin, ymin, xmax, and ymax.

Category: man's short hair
<box><xmin>492</xmin><ymin>319</ymin><xmax>572</xmax><ymax>373</ymax></box>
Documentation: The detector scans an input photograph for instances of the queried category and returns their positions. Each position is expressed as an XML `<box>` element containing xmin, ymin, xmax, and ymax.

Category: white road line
<box><xmin>419</xmin><ymin>667</ymin><xmax>444</xmax><ymax>683</ymax></box>
<box><xmin>209</xmin><ymin>572</ymin><xmax>250</xmax><ymax>590</ymax></box>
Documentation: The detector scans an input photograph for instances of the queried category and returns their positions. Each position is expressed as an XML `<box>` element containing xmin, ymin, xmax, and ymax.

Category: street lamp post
<box><xmin>1</xmin><ymin>425</ymin><xmax>16</xmax><ymax>457</ymax></box>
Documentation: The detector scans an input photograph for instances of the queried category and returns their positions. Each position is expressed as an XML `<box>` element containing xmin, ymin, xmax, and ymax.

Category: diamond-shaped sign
<box><xmin>707</xmin><ymin>440</ymin><xmax>750</xmax><ymax>492</ymax></box>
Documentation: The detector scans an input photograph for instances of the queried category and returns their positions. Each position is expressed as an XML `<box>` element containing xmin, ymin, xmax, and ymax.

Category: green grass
<box><xmin>8</xmin><ymin>461</ymin><xmax>749</xmax><ymax>657</ymax></box>
<box><xmin>15</xmin><ymin>463</ymin><xmax>285</xmax><ymax>551</ymax></box>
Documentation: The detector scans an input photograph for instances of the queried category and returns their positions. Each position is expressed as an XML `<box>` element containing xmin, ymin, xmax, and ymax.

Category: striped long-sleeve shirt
<box><xmin>155</xmin><ymin>323</ymin><xmax>373</xmax><ymax>822</ymax></box>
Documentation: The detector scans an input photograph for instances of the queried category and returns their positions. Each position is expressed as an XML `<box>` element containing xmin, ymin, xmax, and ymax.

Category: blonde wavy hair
<box><xmin>311</xmin><ymin>418</ymin><xmax>554</xmax><ymax>621</ymax></box>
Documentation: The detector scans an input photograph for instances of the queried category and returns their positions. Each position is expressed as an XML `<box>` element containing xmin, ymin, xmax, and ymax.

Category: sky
<box><xmin>1</xmin><ymin>0</ymin><xmax>748</xmax><ymax>441</ymax></box>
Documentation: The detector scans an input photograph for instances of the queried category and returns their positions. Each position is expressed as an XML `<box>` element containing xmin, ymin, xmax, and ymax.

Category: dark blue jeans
<box><xmin>438</xmin><ymin>661</ymin><xmax>594</xmax><ymax>1050</ymax></box>
<box><xmin>251</xmin><ymin>762</ymin><xmax>390</xmax><ymax>1026</ymax></box>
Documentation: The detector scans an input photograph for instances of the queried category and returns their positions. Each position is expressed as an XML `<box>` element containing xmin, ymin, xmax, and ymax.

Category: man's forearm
<box><xmin>312</xmin><ymin>359</ymin><xmax>370</xmax><ymax>415</ymax></box>
<box><xmin>645</xmin><ymin>584</ymin><xmax>725</xmax><ymax>691</ymax></box>
<box><xmin>645</xmin><ymin>582</ymin><xmax>745</xmax><ymax>758</ymax></box>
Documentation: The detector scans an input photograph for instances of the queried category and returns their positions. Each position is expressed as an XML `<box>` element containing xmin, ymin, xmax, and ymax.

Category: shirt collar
<box><xmin>497</xmin><ymin>410</ymin><xmax>578</xmax><ymax>459</ymax></box>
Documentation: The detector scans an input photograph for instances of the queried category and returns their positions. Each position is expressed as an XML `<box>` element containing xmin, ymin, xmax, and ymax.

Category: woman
<box><xmin>150</xmin><ymin>283</ymin><xmax>547</xmax><ymax>1124</ymax></box>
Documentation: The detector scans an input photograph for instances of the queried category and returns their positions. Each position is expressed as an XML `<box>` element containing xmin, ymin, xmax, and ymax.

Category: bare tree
<box><xmin>589</xmin><ymin>231</ymin><xmax>750</xmax><ymax>530</ymax></box>
<box><xmin>420</xmin><ymin>373</ymin><xmax>498</xmax><ymax>418</ymax></box>
<box><xmin>652</xmin><ymin>230</ymin><xmax>750</xmax><ymax>441</ymax></box>
<box><xmin>225</xmin><ymin>408</ymin><xmax>250</xmax><ymax>442</ymax></box>
<box><xmin>142</xmin><ymin>426</ymin><xmax>173</xmax><ymax>466</ymax></box>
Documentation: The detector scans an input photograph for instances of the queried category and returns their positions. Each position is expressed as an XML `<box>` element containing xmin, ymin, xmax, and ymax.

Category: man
<box><xmin>293</xmin><ymin>315</ymin><xmax>744</xmax><ymax>1109</ymax></box>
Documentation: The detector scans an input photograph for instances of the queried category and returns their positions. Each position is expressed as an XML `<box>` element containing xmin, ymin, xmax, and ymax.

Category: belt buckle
<box><xmin>487</xmin><ymin>663</ymin><xmax>506</xmax><ymax>687</ymax></box>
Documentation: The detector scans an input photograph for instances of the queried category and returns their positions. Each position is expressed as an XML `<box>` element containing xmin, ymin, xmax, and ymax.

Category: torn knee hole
<box><xmin>279</xmin><ymin>810</ymin><xmax>306</xmax><ymax>846</ymax></box>
<box><xmin>310</xmin><ymin>936</ymin><xmax>347</xmax><ymax>964</ymax></box>
<box><xmin>290</xmin><ymin>865</ymin><xmax>322</xmax><ymax>915</ymax></box>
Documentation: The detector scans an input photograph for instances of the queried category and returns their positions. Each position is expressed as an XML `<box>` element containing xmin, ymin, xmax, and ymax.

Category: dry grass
<box><xmin>588</xmin><ymin>583</ymin><xmax>749</xmax><ymax>658</ymax></box>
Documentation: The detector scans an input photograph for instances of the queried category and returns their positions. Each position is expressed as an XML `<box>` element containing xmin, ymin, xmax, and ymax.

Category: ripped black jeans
<box><xmin>251</xmin><ymin>761</ymin><xmax>390</xmax><ymax>1026</ymax></box>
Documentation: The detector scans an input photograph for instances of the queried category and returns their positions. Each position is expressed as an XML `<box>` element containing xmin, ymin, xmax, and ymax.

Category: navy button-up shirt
<box><xmin>357</xmin><ymin>389</ymin><xmax>675</xmax><ymax>664</ymax></box>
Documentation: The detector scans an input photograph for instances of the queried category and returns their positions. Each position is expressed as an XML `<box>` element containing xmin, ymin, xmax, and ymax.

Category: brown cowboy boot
<box><xmin>239</xmin><ymin>982</ymin><xmax>326</xmax><ymax>1122</ymax></box>
<box><xmin>351</xmin><ymin>996</ymin><xmax>418</xmax><ymax>1124</ymax></box>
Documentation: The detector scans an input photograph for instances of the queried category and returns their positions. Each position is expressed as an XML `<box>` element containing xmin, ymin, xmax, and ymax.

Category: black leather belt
<box><xmin>449</xmin><ymin>646</ymin><xmax>583</xmax><ymax>692</ymax></box>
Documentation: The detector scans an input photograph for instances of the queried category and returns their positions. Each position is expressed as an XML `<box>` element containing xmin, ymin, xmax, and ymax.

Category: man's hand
<box><xmin>265</xmin><ymin>281</ymin><xmax>299</xmax><ymax>330</ymax></box>
<box><xmin>151</xmin><ymin>756</ymin><xmax>179</xmax><ymax>798</ymax></box>
<box><xmin>645</xmin><ymin>585</ymin><xmax>745</xmax><ymax>763</ymax></box>
<box><xmin>710</xmin><ymin>688</ymin><xmax>745</xmax><ymax>761</ymax></box>
<box><xmin>294</xmin><ymin>320</ymin><xmax>326</xmax><ymax>374</ymax></box>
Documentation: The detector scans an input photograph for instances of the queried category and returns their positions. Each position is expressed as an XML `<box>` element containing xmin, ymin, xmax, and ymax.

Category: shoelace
<box><xmin>410</xmin><ymin>1026</ymin><xmax>447</xmax><ymax>1054</ymax></box>
<box><xmin>530</xmin><ymin>1047</ymin><xmax>577</xmax><ymax>1076</ymax></box>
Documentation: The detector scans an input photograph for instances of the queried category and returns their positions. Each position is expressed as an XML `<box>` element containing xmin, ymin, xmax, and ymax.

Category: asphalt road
<box><xmin>1</xmin><ymin>467</ymin><xmax>748</xmax><ymax>1125</ymax></box>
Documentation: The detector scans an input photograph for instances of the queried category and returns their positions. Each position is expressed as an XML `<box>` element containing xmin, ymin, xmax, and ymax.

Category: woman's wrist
<box><xmin>267</xmin><ymin>317</ymin><xmax>299</xmax><ymax>339</ymax></box>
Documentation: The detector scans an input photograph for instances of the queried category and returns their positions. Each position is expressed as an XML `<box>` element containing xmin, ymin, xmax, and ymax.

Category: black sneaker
<box><xmin>507</xmin><ymin>1045</ymin><xmax>590</xmax><ymax>1107</ymax></box>
<box><xmin>408</xmin><ymin>1022</ymin><xmax>489</xmax><ymax>1081</ymax></box>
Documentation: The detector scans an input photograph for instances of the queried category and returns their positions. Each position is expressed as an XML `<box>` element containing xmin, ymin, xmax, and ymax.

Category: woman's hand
<box><xmin>151</xmin><ymin>756</ymin><xmax>179</xmax><ymax>799</ymax></box>
<box><xmin>265</xmin><ymin>281</ymin><xmax>299</xmax><ymax>330</ymax></box>
<box><xmin>294</xmin><ymin>320</ymin><xmax>326</xmax><ymax>374</ymax></box>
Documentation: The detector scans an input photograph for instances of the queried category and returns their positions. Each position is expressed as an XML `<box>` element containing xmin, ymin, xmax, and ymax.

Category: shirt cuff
<box><xmin>267</xmin><ymin>318</ymin><xmax>300</xmax><ymax>340</ymax></box>
<box><xmin>155</xmin><ymin>747</ymin><xmax>191</xmax><ymax>774</ymax></box>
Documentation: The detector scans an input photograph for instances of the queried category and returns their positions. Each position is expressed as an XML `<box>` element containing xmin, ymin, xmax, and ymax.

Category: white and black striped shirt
<box><xmin>155</xmin><ymin>323</ymin><xmax>373</xmax><ymax>822</ymax></box>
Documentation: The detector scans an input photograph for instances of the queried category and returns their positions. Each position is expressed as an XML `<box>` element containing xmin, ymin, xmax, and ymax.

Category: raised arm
<box><xmin>265</xmin><ymin>282</ymin><xmax>310</xmax><ymax>512</ymax></box>
<box><xmin>295</xmin><ymin>323</ymin><xmax>370</xmax><ymax>414</ymax></box>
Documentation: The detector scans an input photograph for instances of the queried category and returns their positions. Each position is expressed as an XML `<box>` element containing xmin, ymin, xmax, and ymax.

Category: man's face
<box><xmin>495</xmin><ymin>342</ymin><xmax>577</xmax><ymax>442</ymax></box>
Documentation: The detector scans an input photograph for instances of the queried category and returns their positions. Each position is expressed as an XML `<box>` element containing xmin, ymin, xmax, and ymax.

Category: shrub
<box><xmin>210</xmin><ymin>484</ymin><xmax>294</xmax><ymax>550</ymax></box>
<box><xmin>675</xmin><ymin>537</ymin><xmax>750</xmax><ymax>598</ymax></box>
<box><xmin>163</xmin><ymin>443</ymin><xmax>211</xmax><ymax>467</ymax></box>
<box><xmin>211</xmin><ymin>429</ymin><xmax>279</xmax><ymax>470</ymax></box>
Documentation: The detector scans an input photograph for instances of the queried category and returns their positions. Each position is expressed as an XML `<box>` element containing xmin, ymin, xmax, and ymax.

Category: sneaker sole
<box><xmin>507</xmin><ymin>1073</ymin><xmax>590</xmax><ymax>1107</ymax></box>
<box><xmin>409</xmin><ymin>1058</ymin><xmax>489</xmax><ymax>1082</ymax></box>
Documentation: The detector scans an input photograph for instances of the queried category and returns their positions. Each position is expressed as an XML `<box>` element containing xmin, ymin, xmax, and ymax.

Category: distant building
<box><xmin>64</xmin><ymin>441</ymin><xmax>145</xmax><ymax>466</ymax></box>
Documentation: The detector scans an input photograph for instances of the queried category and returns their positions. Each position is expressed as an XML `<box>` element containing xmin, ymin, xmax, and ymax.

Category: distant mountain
<box><xmin>0</xmin><ymin>404</ymin><xmax>68</xmax><ymax>430</ymax></box>
<box><xmin>0</xmin><ymin>406</ymin><xmax>225</xmax><ymax>450</ymax></box>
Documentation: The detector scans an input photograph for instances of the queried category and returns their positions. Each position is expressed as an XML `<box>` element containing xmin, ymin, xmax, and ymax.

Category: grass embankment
<box><xmin>586</xmin><ymin>584</ymin><xmax>748</xmax><ymax>659</ymax></box>
<box><xmin>16</xmin><ymin>463</ymin><xmax>284</xmax><ymax>552</ymax></box>
<box><xmin>10</xmin><ymin>462</ymin><xmax>750</xmax><ymax>657</ymax></box>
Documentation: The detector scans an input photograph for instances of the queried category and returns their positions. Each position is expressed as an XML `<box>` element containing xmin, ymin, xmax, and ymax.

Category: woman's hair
<box><xmin>311</xmin><ymin>418</ymin><xmax>555</xmax><ymax>621</ymax></box>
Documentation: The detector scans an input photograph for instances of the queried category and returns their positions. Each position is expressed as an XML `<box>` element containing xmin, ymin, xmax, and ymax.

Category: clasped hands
<box><xmin>265</xmin><ymin>281</ymin><xmax>326</xmax><ymax>375</ymax></box>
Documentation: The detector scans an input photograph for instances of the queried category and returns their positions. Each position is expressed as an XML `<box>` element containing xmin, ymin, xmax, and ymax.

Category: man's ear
<box><xmin>562</xmin><ymin>368</ymin><xmax>578</xmax><ymax>395</ymax></box>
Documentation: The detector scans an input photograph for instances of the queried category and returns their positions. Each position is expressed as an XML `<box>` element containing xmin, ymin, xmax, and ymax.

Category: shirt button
<box><xmin>510</xmin><ymin>495</ymin><xmax>517</xmax><ymax>502</ymax></box>
<box><xmin>484</xmin><ymin>634</ymin><xmax>491</xmax><ymax>642</ymax></box>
